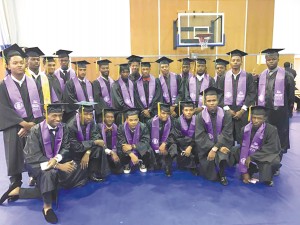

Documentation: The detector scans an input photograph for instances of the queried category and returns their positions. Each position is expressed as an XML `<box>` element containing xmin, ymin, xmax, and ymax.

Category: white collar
<box><xmin>11</xmin><ymin>74</ymin><xmax>26</xmax><ymax>87</ymax></box>
<box><xmin>78</xmin><ymin>77</ymin><xmax>86</xmax><ymax>83</ymax></box>
<box><xmin>28</xmin><ymin>68</ymin><xmax>40</xmax><ymax>78</ymax></box>
<box><xmin>60</xmin><ymin>68</ymin><xmax>70</xmax><ymax>73</ymax></box>
<box><xmin>196</xmin><ymin>73</ymin><xmax>205</xmax><ymax>81</ymax></box>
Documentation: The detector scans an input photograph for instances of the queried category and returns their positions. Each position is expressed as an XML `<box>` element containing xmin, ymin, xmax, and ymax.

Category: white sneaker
<box><xmin>139</xmin><ymin>163</ymin><xmax>147</xmax><ymax>173</ymax></box>
<box><xmin>123</xmin><ymin>164</ymin><xmax>131</xmax><ymax>174</ymax></box>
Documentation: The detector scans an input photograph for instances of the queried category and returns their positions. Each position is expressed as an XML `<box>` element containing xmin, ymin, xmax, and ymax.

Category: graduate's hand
<box><xmin>229</xmin><ymin>110</ymin><xmax>236</xmax><ymax>117</ymax></box>
<box><xmin>143</xmin><ymin>109</ymin><xmax>151</xmax><ymax>118</ymax></box>
<box><xmin>57</xmin><ymin>161</ymin><xmax>76</xmax><ymax>174</ymax></box>
<box><xmin>219</xmin><ymin>147</ymin><xmax>230</xmax><ymax>154</ymax></box>
<box><xmin>47</xmin><ymin>158</ymin><xmax>58</xmax><ymax>170</ymax></box>
<box><xmin>159</xmin><ymin>143</ymin><xmax>167</xmax><ymax>155</ymax></box>
<box><xmin>20</xmin><ymin>121</ymin><xmax>35</xmax><ymax>131</ymax></box>
<box><xmin>18</xmin><ymin>128</ymin><xmax>29</xmax><ymax>138</ymax></box>
<box><xmin>242</xmin><ymin>173</ymin><xmax>250</xmax><ymax>184</ymax></box>
<box><xmin>184</xmin><ymin>146</ymin><xmax>192</xmax><ymax>157</ymax></box>
<box><xmin>233</xmin><ymin>109</ymin><xmax>245</xmax><ymax>120</ymax></box>
<box><xmin>207</xmin><ymin>150</ymin><xmax>216</xmax><ymax>161</ymax></box>
<box><xmin>94</xmin><ymin>140</ymin><xmax>105</xmax><ymax>147</ymax></box>
<box><xmin>170</xmin><ymin>106</ymin><xmax>177</xmax><ymax>118</ymax></box>
<box><xmin>111</xmin><ymin>152</ymin><xmax>120</xmax><ymax>163</ymax></box>
<box><xmin>122</xmin><ymin>144</ymin><xmax>133</xmax><ymax>152</ymax></box>
<box><xmin>80</xmin><ymin>153</ymin><xmax>90</xmax><ymax>170</ymax></box>
<box><xmin>129</xmin><ymin>153</ymin><xmax>139</xmax><ymax>165</ymax></box>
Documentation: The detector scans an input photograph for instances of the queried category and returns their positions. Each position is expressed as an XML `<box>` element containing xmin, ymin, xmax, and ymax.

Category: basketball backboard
<box><xmin>173</xmin><ymin>12</ymin><xmax>225</xmax><ymax>49</ymax></box>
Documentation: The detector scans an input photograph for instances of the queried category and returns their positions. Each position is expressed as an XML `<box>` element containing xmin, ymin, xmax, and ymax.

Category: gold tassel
<box><xmin>157</xmin><ymin>102</ymin><xmax>161</xmax><ymax>116</ymax></box>
<box><xmin>122</xmin><ymin>112</ymin><xmax>124</xmax><ymax>124</ymax></box>
<box><xmin>45</xmin><ymin>104</ymin><xmax>48</xmax><ymax>121</ymax></box>
<box><xmin>46</xmin><ymin>58</ymin><xmax>49</xmax><ymax>75</ymax></box>
<box><xmin>194</xmin><ymin>60</ymin><xmax>197</xmax><ymax>75</ymax></box>
<box><xmin>81</xmin><ymin>106</ymin><xmax>84</xmax><ymax>125</ymax></box>
<box><xmin>178</xmin><ymin>101</ymin><xmax>181</xmax><ymax>116</ymax></box>
<box><xmin>102</xmin><ymin>108</ymin><xmax>105</xmax><ymax>123</ymax></box>
<box><xmin>76</xmin><ymin>64</ymin><xmax>79</xmax><ymax>77</ymax></box>
<box><xmin>248</xmin><ymin>105</ymin><xmax>252</xmax><ymax>122</ymax></box>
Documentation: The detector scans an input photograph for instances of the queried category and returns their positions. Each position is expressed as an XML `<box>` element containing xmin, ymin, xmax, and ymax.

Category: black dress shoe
<box><xmin>89</xmin><ymin>173</ymin><xmax>104</xmax><ymax>182</ymax></box>
<box><xmin>220</xmin><ymin>176</ymin><xmax>228</xmax><ymax>186</ymax></box>
<box><xmin>190</xmin><ymin>168</ymin><xmax>199</xmax><ymax>176</ymax></box>
<box><xmin>165</xmin><ymin>167</ymin><xmax>172</xmax><ymax>177</ymax></box>
<box><xmin>264</xmin><ymin>181</ymin><xmax>274</xmax><ymax>187</ymax></box>
<box><xmin>43</xmin><ymin>208</ymin><xmax>58</xmax><ymax>224</ymax></box>
<box><xmin>7</xmin><ymin>195</ymin><xmax>19</xmax><ymax>203</ymax></box>
<box><xmin>0</xmin><ymin>181</ymin><xmax>22</xmax><ymax>204</ymax></box>
<box><xmin>28</xmin><ymin>177</ymin><xmax>37</xmax><ymax>187</ymax></box>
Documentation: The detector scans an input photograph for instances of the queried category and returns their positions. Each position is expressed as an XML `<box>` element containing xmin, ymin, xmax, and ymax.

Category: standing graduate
<box><xmin>92</xmin><ymin>59</ymin><xmax>114</xmax><ymax>122</ymax></box>
<box><xmin>146</xmin><ymin>103</ymin><xmax>177</xmax><ymax>176</ymax></box>
<box><xmin>0</xmin><ymin>44</ymin><xmax>44</xmax><ymax>187</ymax></box>
<box><xmin>170</xmin><ymin>101</ymin><xmax>198</xmax><ymax>175</ymax></box>
<box><xmin>218</xmin><ymin>49</ymin><xmax>256</xmax><ymax>143</ymax></box>
<box><xmin>178</xmin><ymin>58</ymin><xmax>194</xmax><ymax>101</ymax></box>
<box><xmin>213</xmin><ymin>58</ymin><xmax>229</xmax><ymax>87</ymax></box>
<box><xmin>134</xmin><ymin>61</ymin><xmax>162</xmax><ymax>123</ymax></box>
<box><xmin>257</xmin><ymin>48</ymin><xmax>295</xmax><ymax>155</ymax></box>
<box><xmin>53</xmin><ymin>49</ymin><xmax>76</xmax><ymax>89</ymax></box>
<box><xmin>67</xmin><ymin>102</ymin><xmax>110</xmax><ymax>181</ymax></box>
<box><xmin>98</xmin><ymin>108</ymin><xmax>123</xmax><ymax>174</ymax></box>
<box><xmin>239</xmin><ymin>106</ymin><xmax>281</xmax><ymax>186</ymax></box>
<box><xmin>127</xmin><ymin>55</ymin><xmax>143</xmax><ymax>82</ymax></box>
<box><xmin>63</xmin><ymin>60</ymin><xmax>94</xmax><ymax>122</ymax></box>
<box><xmin>111</xmin><ymin>63</ymin><xmax>135</xmax><ymax>125</ymax></box>
<box><xmin>117</xmin><ymin>108</ymin><xmax>154</xmax><ymax>174</ymax></box>
<box><xmin>0</xmin><ymin>103</ymin><xmax>87</xmax><ymax>224</ymax></box>
<box><xmin>195</xmin><ymin>87</ymin><xmax>238</xmax><ymax>185</ymax></box>
<box><xmin>156</xmin><ymin>56</ymin><xmax>183</xmax><ymax>118</ymax></box>
<box><xmin>185</xmin><ymin>58</ymin><xmax>216</xmax><ymax>114</ymax></box>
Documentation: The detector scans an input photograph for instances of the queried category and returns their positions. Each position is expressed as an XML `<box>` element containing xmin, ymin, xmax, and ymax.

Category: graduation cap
<box><xmin>178</xmin><ymin>58</ymin><xmax>193</xmax><ymax>65</ymax></box>
<box><xmin>102</xmin><ymin>108</ymin><xmax>118</xmax><ymax>122</ymax></box>
<box><xmin>157</xmin><ymin>103</ymin><xmax>171</xmax><ymax>116</ymax></box>
<box><xmin>200</xmin><ymin>86</ymin><xmax>223</xmax><ymax>97</ymax></box>
<box><xmin>155</xmin><ymin>56</ymin><xmax>173</xmax><ymax>64</ymax></box>
<box><xmin>261</xmin><ymin>48</ymin><xmax>284</xmax><ymax>55</ymax></box>
<box><xmin>178</xmin><ymin>101</ymin><xmax>195</xmax><ymax>115</ymax></box>
<box><xmin>250</xmin><ymin>105</ymin><xmax>269</xmax><ymax>115</ymax></box>
<box><xmin>118</xmin><ymin>63</ymin><xmax>130</xmax><ymax>73</ymax></box>
<box><xmin>196</xmin><ymin>58</ymin><xmax>207</xmax><ymax>64</ymax></box>
<box><xmin>123</xmin><ymin>108</ymin><xmax>141</xmax><ymax>119</ymax></box>
<box><xmin>71</xmin><ymin>60</ymin><xmax>90</xmax><ymax>68</ymax></box>
<box><xmin>96</xmin><ymin>59</ymin><xmax>112</xmax><ymax>66</ymax></box>
<box><xmin>24</xmin><ymin>47</ymin><xmax>45</xmax><ymax>57</ymax></box>
<box><xmin>54</xmin><ymin>49</ymin><xmax>72</xmax><ymax>58</ymax></box>
<box><xmin>46</xmin><ymin>103</ymin><xmax>67</xmax><ymax>114</ymax></box>
<box><xmin>75</xmin><ymin>101</ymin><xmax>98</xmax><ymax>125</ymax></box>
<box><xmin>42</xmin><ymin>55</ymin><xmax>57</xmax><ymax>64</ymax></box>
<box><xmin>213</xmin><ymin>58</ymin><xmax>229</xmax><ymax>66</ymax></box>
<box><xmin>1</xmin><ymin>44</ymin><xmax>28</xmax><ymax>63</ymax></box>
<box><xmin>140</xmin><ymin>61</ymin><xmax>152</xmax><ymax>67</ymax></box>
<box><xmin>127</xmin><ymin>55</ymin><xmax>143</xmax><ymax>63</ymax></box>
<box><xmin>226</xmin><ymin>49</ymin><xmax>248</xmax><ymax>57</ymax></box>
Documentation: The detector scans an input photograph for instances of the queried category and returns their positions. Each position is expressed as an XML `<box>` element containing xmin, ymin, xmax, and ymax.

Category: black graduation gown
<box><xmin>23</xmin><ymin>123</ymin><xmax>87</xmax><ymax>194</ymax></box>
<box><xmin>58</xmin><ymin>70</ymin><xmax>71</xmax><ymax>84</ymax></box>
<box><xmin>260</xmin><ymin>70</ymin><xmax>295</xmax><ymax>151</ymax></box>
<box><xmin>181</xmin><ymin>73</ymin><xmax>191</xmax><ymax>101</ymax></box>
<box><xmin>146</xmin><ymin>118</ymin><xmax>178</xmax><ymax>169</ymax></box>
<box><xmin>241</xmin><ymin>123</ymin><xmax>281</xmax><ymax>182</ymax></box>
<box><xmin>47</xmin><ymin>74</ymin><xmax>63</xmax><ymax>102</ymax></box>
<box><xmin>117</xmin><ymin>122</ymin><xmax>155</xmax><ymax>168</ymax></box>
<box><xmin>170</xmin><ymin>117</ymin><xmax>197</xmax><ymax>169</ymax></box>
<box><xmin>92</xmin><ymin>76</ymin><xmax>114</xmax><ymax>123</ymax></box>
<box><xmin>194</xmin><ymin>109</ymin><xmax>236</xmax><ymax>181</ymax></box>
<box><xmin>134</xmin><ymin>77</ymin><xmax>162</xmax><ymax>123</ymax></box>
<box><xmin>158</xmin><ymin>73</ymin><xmax>183</xmax><ymax>106</ymax></box>
<box><xmin>218</xmin><ymin>72</ymin><xmax>256</xmax><ymax>143</ymax></box>
<box><xmin>0</xmin><ymin>76</ymin><xmax>44</xmax><ymax>179</ymax></box>
<box><xmin>67</xmin><ymin>117</ymin><xmax>110</xmax><ymax>177</ymax></box>
<box><xmin>129</xmin><ymin>73</ymin><xmax>141</xmax><ymax>82</ymax></box>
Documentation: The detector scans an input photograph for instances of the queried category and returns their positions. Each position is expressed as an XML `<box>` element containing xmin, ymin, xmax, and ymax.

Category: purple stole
<box><xmin>189</xmin><ymin>74</ymin><xmax>210</xmax><ymax>107</ymax></box>
<box><xmin>99</xmin><ymin>123</ymin><xmax>117</xmax><ymax>151</ymax></box>
<box><xmin>4</xmin><ymin>75</ymin><xmax>42</xmax><ymax>118</ymax></box>
<box><xmin>180</xmin><ymin>115</ymin><xmax>196</xmax><ymax>138</ymax></box>
<box><xmin>239</xmin><ymin>122</ymin><xmax>266</xmax><ymax>173</ymax></box>
<box><xmin>40</xmin><ymin>120</ymin><xmax>63</xmax><ymax>159</ymax></box>
<box><xmin>54</xmin><ymin>68</ymin><xmax>76</xmax><ymax>91</ymax></box>
<box><xmin>124</xmin><ymin>122</ymin><xmax>141</xmax><ymax>155</ymax></box>
<box><xmin>258</xmin><ymin>67</ymin><xmax>285</xmax><ymax>107</ymax></box>
<box><xmin>202</xmin><ymin>107</ymin><xmax>224</xmax><ymax>141</ymax></box>
<box><xmin>50</xmin><ymin>86</ymin><xmax>59</xmax><ymax>103</ymax></box>
<box><xmin>75</xmin><ymin>113</ymin><xmax>91</xmax><ymax>141</ymax></box>
<box><xmin>224</xmin><ymin>70</ymin><xmax>247</xmax><ymax>106</ymax></box>
<box><xmin>151</xmin><ymin>115</ymin><xmax>171</xmax><ymax>152</ymax></box>
<box><xmin>118</xmin><ymin>78</ymin><xmax>134</xmax><ymax>108</ymax></box>
<box><xmin>97</xmin><ymin>76</ymin><xmax>114</xmax><ymax>107</ymax></box>
<box><xmin>137</xmin><ymin>75</ymin><xmax>156</xmax><ymax>108</ymax></box>
<box><xmin>73</xmin><ymin>77</ymin><xmax>94</xmax><ymax>102</ymax></box>
<box><xmin>159</xmin><ymin>72</ymin><xmax>177</xmax><ymax>105</ymax></box>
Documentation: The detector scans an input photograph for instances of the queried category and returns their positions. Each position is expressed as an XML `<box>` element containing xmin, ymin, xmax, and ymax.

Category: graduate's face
<box><xmin>83</xmin><ymin>111</ymin><xmax>94</xmax><ymax>125</ymax></box>
<box><xmin>265</xmin><ymin>54</ymin><xmax>279</xmax><ymax>70</ymax></box>
<box><xmin>141</xmin><ymin>67</ymin><xmax>150</xmax><ymax>77</ymax></box>
<box><xmin>160</xmin><ymin>64</ymin><xmax>169</xmax><ymax>76</ymax></box>
<box><xmin>215</xmin><ymin>65</ymin><xmax>226</xmax><ymax>76</ymax></box>
<box><xmin>100</xmin><ymin>65</ymin><xmax>109</xmax><ymax>76</ymax></box>
<box><xmin>159</xmin><ymin>111</ymin><xmax>170</xmax><ymax>122</ymax></box>
<box><xmin>130</xmin><ymin>62</ymin><xmax>140</xmax><ymax>74</ymax></box>
<box><xmin>27</xmin><ymin>57</ymin><xmax>40</xmax><ymax>71</ymax></box>
<box><xmin>126</xmin><ymin>115</ymin><xmax>139</xmax><ymax>129</ymax></box>
<box><xmin>230</xmin><ymin>56</ymin><xmax>242</xmax><ymax>70</ymax></box>
<box><xmin>120</xmin><ymin>69</ymin><xmax>130</xmax><ymax>79</ymax></box>
<box><xmin>47</xmin><ymin>112</ymin><xmax>63</xmax><ymax>127</ymax></box>
<box><xmin>77</xmin><ymin>67</ymin><xmax>86</xmax><ymax>79</ymax></box>
<box><xmin>59</xmin><ymin>57</ymin><xmax>69</xmax><ymax>70</ymax></box>
<box><xmin>182</xmin><ymin>65</ymin><xmax>190</xmax><ymax>74</ymax></box>
<box><xmin>205</xmin><ymin>95</ymin><xmax>218</xmax><ymax>112</ymax></box>
<box><xmin>182</xmin><ymin>107</ymin><xmax>194</xmax><ymax>119</ymax></box>
<box><xmin>197</xmin><ymin>64</ymin><xmax>206</xmax><ymax>74</ymax></box>
<box><xmin>7</xmin><ymin>56</ymin><xmax>25</xmax><ymax>76</ymax></box>
<box><xmin>104</xmin><ymin>112</ymin><xmax>115</xmax><ymax>126</ymax></box>
<box><xmin>45</xmin><ymin>62</ymin><xmax>56</xmax><ymax>74</ymax></box>
<box><xmin>251</xmin><ymin>114</ymin><xmax>265</xmax><ymax>128</ymax></box>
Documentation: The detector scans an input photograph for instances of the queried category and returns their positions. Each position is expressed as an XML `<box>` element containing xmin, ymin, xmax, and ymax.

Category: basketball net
<box><xmin>198</xmin><ymin>36</ymin><xmax>210</xmax><ymax>50</ymax></box>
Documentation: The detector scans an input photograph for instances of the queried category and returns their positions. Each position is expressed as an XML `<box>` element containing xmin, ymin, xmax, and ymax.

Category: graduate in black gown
<box><xmin>257</xmin><ymin>48</ymin><xmax>295</xmax><ymax>156</ymax></box>
<box><xmin>213</xmin><ymin>58</ymin><xmax>229</xmax><ymax>87</ymax></box>
<box><xmin>218</xmin><ymin>49</ymin><xmax>256</xmax><ymax>144</ymax></box>
<box><xmin>1</xmin><ymin>103</ymin><xmax>86</xmax><ymax>224</ymax></box>
<box><xmin>0</xmin><ymin>44</ymin><xmax>44</xmax><ymax>187</ymax></box>
<box><xmin>117</xmin><ymin>108</ymin><xmax>154</xmax><ymax>174</ymax></box>
<box><xmin>111</xmin><ymin>63</ymin><xmax>136</xmax><ymax>125</ymax></box>
<box><xmin>127</xmin><ymin>55</ymin><xmax>143</xmax><ymax>82</ymax></box>
<box><xmin>170</xmin><ymin>101</ymin><xmax>198</xmax><ymax>175</ymax></box>
<box><xmin>178</xmin><ymin>58</ymin><xmax>194</xmax><ymax>101</ymax></box>
<box><xmin>98</xmin><ymin>109</ymin><xmax>123</xmax><ymax>174</ymax></box>
<box><xmin>239</xmin><ymin>106</ymin><xmax>281</xmax><ymax>186</ymax></box>
<box><xmin>156</xmin><ymin>56</ymin><xmax>183</xmax><ymax>118</ymax></box>
<box><xmin>185</xmin><ymin>58</ymin><xmax>216</xmax><ymax>114</ymax></box>
<box><xmin>63</xmin><ymin>60</ymin><xmax>94</xmax><ymax>122</ymax></box>
<box><xmin>195</xmin><ymin>87</ymin><xmax>238</xmax><ymax>185</ymax></box>
<box><xmin>92</xmin><ymin>59</ymin><xmax>114</xmax><ymax>123</ymax></box>
<box><xmin>67</xmin><ymin>102</ymin><xmax>110</xmax><ymax>181</ymax></box>
<box><xmin>134</xmin><ymin>61</ymin><xmax>162</xmax><ymax>123</ymax></box>
<box><xmin>146</xmin><ymin>103</ymin><xmax>177</xmax><ymax>176</ymax></box>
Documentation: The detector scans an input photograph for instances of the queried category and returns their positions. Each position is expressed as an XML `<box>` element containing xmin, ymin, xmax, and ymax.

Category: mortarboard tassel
<box><xmin>157</xmin><ymin>102</ymin><xmax>161</xmax><ymax>117</ymax></box>
<box><xmin>248</xmin><ymin>105</ymin><xmax>252</xmax><ymax>122</ymax></box>
<box><xmin>102</xmin><ymin>109</ymin><xmax>105</xmax><ymax>123</ymax></box>
<box><xmin>81</xmin><ymin>106</ymin><xmax>84</xmax><ymax>125</ymax></box>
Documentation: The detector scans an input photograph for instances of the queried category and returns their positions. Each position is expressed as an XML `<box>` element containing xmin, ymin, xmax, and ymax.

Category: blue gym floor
<box><xmin>1</xmin><ymin>113</ymin><xmax>300</xmax><ymax>225</ymax></box>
